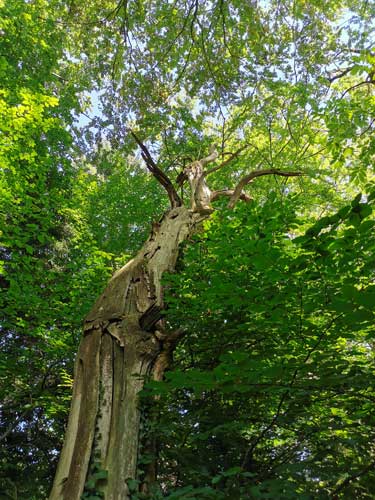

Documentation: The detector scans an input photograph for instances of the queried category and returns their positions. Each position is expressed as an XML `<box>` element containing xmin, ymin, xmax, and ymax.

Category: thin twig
<box><xmin>203</xmin><ymin>144</ymin><xmax>249</xmax><ymax>177</ymax></box>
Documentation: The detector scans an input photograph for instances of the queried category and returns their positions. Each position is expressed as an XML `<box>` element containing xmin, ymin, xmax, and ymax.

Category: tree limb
<box><xmin>210</xmin><ymin>188</ymin><xmax>252</xmax><ymax>203</ymax></box>
<box><xmin>200</xmin><ymin>148</ymin><xmax>219</xmax><ymax>167</ymax></box>
<box><xmin>203</xmin><ymin>144</ymin><xmax>249</xmax><ymax>177</ymax></box>
<box><xmin>187</xmin><ymin>144</ymin><xmax>249</xmax><ymax>209</ymax></box>
<box><xmin>341</xmin><ymin>76</ymin><xmax>375</xmax><ymax>97</ymax></box>
<box><xmin>327</xmin><ymin>66</ymin><xmax>353</xmax><ymax>83</ymax></box>
<box><xmin>152</xmin><ymin>328</ymin><xmax>186</xmax><ymax>381</ymax></box>
<box><xmin>129</xmin><ymin>130</ymin><xmax>182</xmax><ymax>208</ymax></box>
<box><xmin>176</xmin><ymin>147</ymin><xmax>218</xmax><ymax>187</ymax></box>
<box><xmin>228</xmin><ymin>169</ymin><xmax>303</xmax><ymax>208</ymax></box>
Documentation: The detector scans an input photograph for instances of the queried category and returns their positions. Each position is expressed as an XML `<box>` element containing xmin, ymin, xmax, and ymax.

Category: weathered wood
<box><xmin>139</xmin><ymin>303</ymin><xmax>164</xmax><ymax>331</ymax></box>
<box><xmin>49</xmin><ymin>328</ymin><xmax>102</xmax><ymax>499</ymax></box>
<box><xmin>50</xmin><ymin>206</ymin><xmax>202</xmax><ymax>499</ymax></box>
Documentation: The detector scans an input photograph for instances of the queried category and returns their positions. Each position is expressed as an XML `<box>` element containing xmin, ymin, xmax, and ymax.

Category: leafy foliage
<box><xmin>0</xmin><ymin>2</ymin><xmax>121</xmax><ymax>497</ymax></box>
<box><xmin>1</xmin><ymin>0</ymin><xmax>375</xmax><ymax>498</ymax></box>
<box><xmin>149</xmin><ymin>188</ymin><xmax>375</xmax><ymax>498</ymax></box>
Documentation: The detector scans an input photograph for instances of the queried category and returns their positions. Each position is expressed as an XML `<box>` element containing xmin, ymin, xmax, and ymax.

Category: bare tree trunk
<box><xmin>49</xmin><ymin>205</ymin><xmax>205</xmax><ymax>499</ymax></box>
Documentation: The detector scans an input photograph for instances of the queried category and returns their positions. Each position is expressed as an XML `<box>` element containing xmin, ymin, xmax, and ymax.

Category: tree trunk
<box><xmin>49</xmin><ymin>205</ymin><xmax>204</xmax><ymax>500</ymax></box>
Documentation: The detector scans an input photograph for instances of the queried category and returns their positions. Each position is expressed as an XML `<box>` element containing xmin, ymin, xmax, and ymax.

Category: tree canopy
<box><xmin>0</xmin><ymin>0</ymin><xmax>375</xmax><ymax>498</ymax></box>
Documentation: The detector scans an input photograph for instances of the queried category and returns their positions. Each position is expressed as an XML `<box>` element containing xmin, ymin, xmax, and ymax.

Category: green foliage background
<box><xmin>0</xmin><ymin>0</ymin><xmax>375</xmax><ymax>498</ymax></box>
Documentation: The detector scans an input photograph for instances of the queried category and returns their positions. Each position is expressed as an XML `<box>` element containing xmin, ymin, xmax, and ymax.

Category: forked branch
<box><xmin>193</xmin><ymin>144</ymin><xmax>249</xmax><ymax>206</ymax></box>
<box><xmin>203</xmin><ymin>144</ymin><xmax>249</xmax><ymax>178</ymax></box>
<box><xmin>176</xmin><ymin>148</ymin><xmax>219</xmax><ymax>187</ymax></box>
<box><xmin>130</xmin><ymin>130</ymin><xmax>182</xmax><ymax>208</ymax></box>
<box><xmin>228</xmin><ymin>169</ymin><xmax>303</xmax><ymax>208</ymax></box>
<box><xmin>200</xmin><ymin>148</ymin><xmax>219</xmax><ymax>167</ymax></box>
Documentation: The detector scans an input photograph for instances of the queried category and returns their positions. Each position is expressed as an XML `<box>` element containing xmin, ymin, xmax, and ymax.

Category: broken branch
<box><xmin>130</xmin><ymin>130</ymin><xmax>182</xmax><ymax>208</ymax></box>
<box><xmin>200</xmin><ymin>148</ymin><xmax>219</xmax><ymax>167</ymax></box>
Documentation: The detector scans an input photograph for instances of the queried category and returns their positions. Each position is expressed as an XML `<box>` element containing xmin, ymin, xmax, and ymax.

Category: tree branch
<box><xmin>228</xmin><ymin>169</ymin><xmax>303</xmax><ymax>208</ymax></box>
<box><xmin>176</xmin><ymin>148</ymin><xmax>218</xmax><ymax>187</ymax></box>
<box><xmin>332</xmin><ymin>459</ymin><xmax>375</xmax><ymax>495</ymax></box>
<box><xmin>200</xmin><ymin>148</ymin><xmax>219</xmax><ymax>167</ymax></box>
<box><xmin>152</xmin><ymin>328</ymin><xmax>186</xmax><ymax>381</ymax></box>
<box><xmin>327</xmin><ymin>66</ymin><xmax>353</xmax><ymax>83</ymax></box>
<box><xmin>210</xmin><ymin>188</ymin><xmax>252</xmax><ymax>203</ymax></box>
<box><xmin>203</xmin><ymin>144</ymin><xmax>249</xmax><ymax>177</ymax></box>
<box><xmin>184</xmin><ymin>144</ymin><xmax>250</xmax><ymax>209</ymax></box>
<box><xmin>341</xmin><ymin>77</ymin><xmax>375</xmax><ymax>97</ymax></box>
<box><xmin>129</xmin><ymin>130</ymin><xmax>182</xmax><ymax>208</ymax></box>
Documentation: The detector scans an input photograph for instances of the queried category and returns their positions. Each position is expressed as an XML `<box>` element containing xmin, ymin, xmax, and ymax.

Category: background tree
<box><xmin>1</xmin><ymin>0</ymin><xmax>375</xmax><ymax>498</ymax></box>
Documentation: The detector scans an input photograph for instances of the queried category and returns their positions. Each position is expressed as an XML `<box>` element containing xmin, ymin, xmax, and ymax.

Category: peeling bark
<box><xmin>49</xmin><ymin>207</ymin><xmax>203</xmax><ymax>500</ymax></box>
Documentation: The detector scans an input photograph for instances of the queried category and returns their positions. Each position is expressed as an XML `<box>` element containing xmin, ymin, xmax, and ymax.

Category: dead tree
<box><xmin>49</xmin><ymin>133</ymin><xmax>302</xmax><ymax>499</ymax></box>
